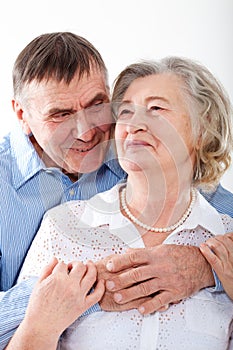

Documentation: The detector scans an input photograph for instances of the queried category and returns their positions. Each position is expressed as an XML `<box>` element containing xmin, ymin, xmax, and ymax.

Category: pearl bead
<box><xmin>120</xmin><ymin>187</ymin><xmax>196</xmax><ymax>233</ymax></box>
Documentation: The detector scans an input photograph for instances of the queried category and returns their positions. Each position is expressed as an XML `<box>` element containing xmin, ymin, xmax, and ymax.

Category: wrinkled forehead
<box><xmin>20</xmin><ymin>68</ymin><xmax>109</xmax><ymax>105</ymax></box>
<box><xmin>123</xmin><ymin>73</ymin><xmax>185</xmax><ymax>99</ymax></box>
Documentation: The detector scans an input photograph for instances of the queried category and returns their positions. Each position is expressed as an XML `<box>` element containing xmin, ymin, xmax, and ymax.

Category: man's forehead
<box><xmin>24</xmin><ymin>70</ymin><xmax>109</xmax><ymax>100</ymax></box>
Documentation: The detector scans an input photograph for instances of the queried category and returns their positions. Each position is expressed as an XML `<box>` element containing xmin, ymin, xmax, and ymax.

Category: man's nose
<box><xmin>71</xmin><ymin>111</ymin><xmax>96</xmax><ymax>141</ymax></box>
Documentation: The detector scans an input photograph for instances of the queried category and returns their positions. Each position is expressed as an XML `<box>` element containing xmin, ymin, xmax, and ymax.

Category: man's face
<box><xmin>15</xmin><ymin>69</ymin><xmax>112</xmax><ymax>174</ymax></box>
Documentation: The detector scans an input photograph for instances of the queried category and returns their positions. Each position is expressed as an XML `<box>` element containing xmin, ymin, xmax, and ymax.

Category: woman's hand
<box><xmin>6</xmin><ymin>257</ymin><xmax>105</xmax><ymax>350</ymax></box>
<box><xmin>200</xmin><ymin>233</ymin><xmax>233</xmax><ymax>300</ymax></box>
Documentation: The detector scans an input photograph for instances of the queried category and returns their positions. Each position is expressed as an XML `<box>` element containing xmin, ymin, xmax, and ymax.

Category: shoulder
<box><xmin>0</xmin><ymin>133</ymin><xmax>13</xmax><ymax>183</ymax></box>
<box><xmin>200</xmin><ymin>184</ymin><xmax>233</xmax><ymax>218</ymax></box>
<box><xmin>0</xmin><ymin>133</ymin><xmax>11</xmax><ymax>164</ymax></box>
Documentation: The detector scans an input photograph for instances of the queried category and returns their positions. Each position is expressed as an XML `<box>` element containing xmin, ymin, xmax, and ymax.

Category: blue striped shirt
<box><xmin>0</xmin><ymin>125</ymin><xmax>233</xmax><ymax>348</ymax></box>
<box><xmin>0</xmin><ymin>125</ymin><xmax>126</xmax><ymax>349</ymax></box>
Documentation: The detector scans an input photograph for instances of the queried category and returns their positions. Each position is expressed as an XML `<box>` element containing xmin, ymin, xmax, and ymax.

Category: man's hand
<box><xmin>96</xmin><ymin>256</ymin><xmax>150</xmax><ymax>311</ymax></box>
<box><xmin>200</xmin><ymin>233</ymin><xmax>233</xmax><ymax>300</ymax></box>
<box><xmin>101</xmin><ymin>245</ymin><xmax>214</xmax><ymax>315</ymax></box>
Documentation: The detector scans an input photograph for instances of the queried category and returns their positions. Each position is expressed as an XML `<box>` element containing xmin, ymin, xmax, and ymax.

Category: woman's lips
<box><xmin>125</xmin><ymin>139</ymin><xmax>151</xmax><ymax>148</ymax></box>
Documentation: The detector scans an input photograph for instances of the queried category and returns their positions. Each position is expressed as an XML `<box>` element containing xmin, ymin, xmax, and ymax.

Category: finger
<box><xmin>106</xmin><ymin>249</ymin><xmax>150</xmax><ymax>272</ymax></box>
<box><xmin>157</xmin><ymin>304</ymin><xmax>170</xmax><ymax>312</ymax></box>
<box><xmin>38</xmin><ymin>257</ymin><xmax>59</xmax><ymax>282</ymax></box>
<box><xmin>86</xmin><ymin>280</ymin><xmax>105</xmax><ymax>308</ymax></box>
<box><xmin>68</xmin><ymin>261</ymin><xmax>87</xmax><ymax>281</ymax></box>
<box><xmin>106</xmin><ymin>265</ymin><xmax>157</xmax><ymax>291</ymax></box>
<box><xmin>226</xmin><ymin>232</ymin><xmax>233</xmax><ymax>242</ymax></box>
<box><xmin>200</xmin><ymin>243</ymin><xmax>223</xmax><ymax>272</ymax></box>
<box><xmin>201</xmin><ymin>238</ymin><xmax>228</xmax><ymax>261</ymax></box>
<box><xmin>138</xmin><ymin>291</ymin><xmax>174</xmax><ymax>315</ymax></box>
<box><xmin>207</xmin><ymin>235</ymin><xmax>233</xmax><ymax>255</ymax></box>
<box><xmin>112</xmin><ymin>278</ymin><xmax>160</xmax><ymax>304</ymax></box>
<box><xmin>80</xmin><ymin>261</ymin><xmax>97</xmax><ymax>293</ymax></box>
<box><xmin>100</xmin><ymin>295</ymin><xmax>151</xmax><ymax>312</ymax></box>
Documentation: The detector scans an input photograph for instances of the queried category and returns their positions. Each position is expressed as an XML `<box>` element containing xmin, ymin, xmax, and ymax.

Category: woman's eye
<box><xmin>150</xmin><ymin>105</ymin><xmax>162</xmax><ymax>111</ymax></box>
<box><xmin>118</xmin><ymin>108</ymin><xmax>133</xmax><ymax>118</ymax></box>
<box><xmin>148</xmin><ymin>105</ymin><xmax>164</xmax><ymax>117</ymax></box>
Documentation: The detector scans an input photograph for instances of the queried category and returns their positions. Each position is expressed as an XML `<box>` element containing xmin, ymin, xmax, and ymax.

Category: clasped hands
<box><xmin>97</xmin><ymin>244</ymin><xmax>214</xmax><ymax>315</ymax></box>
<box><xmin>17</xmin><ymin>243</ymin><xmax>214</xmax><ymax>348</ymax></box>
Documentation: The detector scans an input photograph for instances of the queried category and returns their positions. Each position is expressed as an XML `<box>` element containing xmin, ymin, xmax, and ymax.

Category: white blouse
<box><xmin>18</xmin><ymin>184</ymin><xmax>233</xmax><ymax>350</ymax></box>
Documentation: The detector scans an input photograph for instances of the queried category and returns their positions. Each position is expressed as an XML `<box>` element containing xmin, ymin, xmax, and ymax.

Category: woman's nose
<box><xmin>125</xmin><ymin>109</ymin><xmax>148</xmax><ymax>134</ymax></box>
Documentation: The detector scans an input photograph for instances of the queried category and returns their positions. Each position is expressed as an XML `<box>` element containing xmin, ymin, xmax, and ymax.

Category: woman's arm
<box><xmin>200</xmin><ymin>233</ymin><xmax>233</xmax><ymax>300</ymax></box>
<box><xmin>5</xmin><ymin>258</ymin><xmax>104</xmax><ymax>350</ymax></box>
<box><xmin>5</xmin><ymin>210</ymin><xmax>105</xmax><ymax>350</ymax></box>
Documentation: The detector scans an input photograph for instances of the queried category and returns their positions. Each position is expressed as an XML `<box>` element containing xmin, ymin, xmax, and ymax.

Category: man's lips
<box><xmin>68</xmin><ymin>142</ymin><xmax>99</xmax><ymax>153</ymax></box>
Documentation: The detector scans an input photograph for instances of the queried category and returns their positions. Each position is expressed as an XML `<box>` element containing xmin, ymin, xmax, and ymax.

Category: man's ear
<box><xmin>12</xmin><ymin>99</ymin><xmax>32</xmax><ymax>135</ymax></box>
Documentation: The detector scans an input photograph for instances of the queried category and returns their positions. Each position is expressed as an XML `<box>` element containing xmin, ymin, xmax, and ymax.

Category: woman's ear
<box><xmin>12</xmin><ymin>99</ymin><xmax>32</xmax><ymax>135</ymax></box>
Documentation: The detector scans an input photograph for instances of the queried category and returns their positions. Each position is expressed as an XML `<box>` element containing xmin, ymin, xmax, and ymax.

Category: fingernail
<box><xmin>114</xmin><ymin>293</ymin><xmax>122</xmax><ymax>302</ymax></box>
<box><xmin>138</xmin><ymin>306</ymin><xmax>145</xmax><ymax>314</ymax></box>
<box><xmin>106</xmin><ymin>260</ymin><xmax>113</xmax><ymax>271</ymax></box>
<box><xmin>106</xmin><ymin>280</ymin><xmax>115</xmax><ymax>290</ymax></box>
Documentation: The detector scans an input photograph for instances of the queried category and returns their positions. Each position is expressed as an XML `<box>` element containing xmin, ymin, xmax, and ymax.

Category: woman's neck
<box><xmin>124</xmin><ymin>171</ymin><xmax>193</xmax><ymax>230</ymax></box>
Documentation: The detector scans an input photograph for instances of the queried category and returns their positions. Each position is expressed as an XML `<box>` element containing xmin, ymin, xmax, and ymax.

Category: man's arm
<box><xmin>0</xmin><ymin>278</ymin><xmax>36</xmax><ymax>350</ymax></box>
<box><xmin>97</xmin><ymin>244</ymin><xmax>215</xmax><ymax>315</ymax></box>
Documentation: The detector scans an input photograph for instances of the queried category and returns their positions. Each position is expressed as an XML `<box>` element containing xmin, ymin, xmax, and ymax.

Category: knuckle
<box><xmin>129</xmin><ymin>268</ymin><xmax>142</xmax><ymax>283</ymax></box>
<box><xmin>138</xmin><ymin>281</ymin><xmax>152</xmax><ymax>296</ymax></box>
<box><xmin>129</xmin><ymin>251</ymin><xmax>140</xmax><ymax>265</ymax></box>
<box><xmin>154</xmin><ymin>291</ymin><xmax>171</xmax><ymax>307</ymax></box>
<box><xmin>155</xmin><ymin>294</ymin><xmax>164</xmax><ymax>307</ymax></box>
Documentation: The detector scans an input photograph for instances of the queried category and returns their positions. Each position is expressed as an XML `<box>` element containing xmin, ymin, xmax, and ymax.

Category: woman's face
<box><xmin>115</xmin><ymin>73</ymin><xmax>196</xmax><ymax>177</ymax></box>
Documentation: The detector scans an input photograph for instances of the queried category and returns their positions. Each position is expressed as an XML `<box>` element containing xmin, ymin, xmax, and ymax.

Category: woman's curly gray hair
<box><xmin>112</xmin><ymin>56</ymin><xmax>233</xmax><ymax>191</ymax></box>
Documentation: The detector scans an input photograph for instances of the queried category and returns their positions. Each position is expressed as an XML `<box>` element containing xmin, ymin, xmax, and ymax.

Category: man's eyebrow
<box><xmin>46</xmin><ymin>93</ymin><xmax>109</xmax><ymax>115</ymax></box>
<box><xmin>47</xmin><ymin>107</ymin><xmax>76</xmax><ymax>115</ymax></box>
<box><xmin>85</xmin><ymin>93</ymin><xmax>109</xmax><ymax>107</ymax></box>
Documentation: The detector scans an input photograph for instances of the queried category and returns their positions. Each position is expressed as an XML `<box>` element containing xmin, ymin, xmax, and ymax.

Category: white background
<box><xmin>1</xmin><ymin>0</ymin><xmax>232</xmax><ymax>191</ymax></box>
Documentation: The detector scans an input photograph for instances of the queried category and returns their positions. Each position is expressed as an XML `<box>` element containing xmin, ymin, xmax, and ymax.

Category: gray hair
<box><xmin>112</xmin><ymin>56</ymin><xmax>233</xmax><ymax>191</ymax></box>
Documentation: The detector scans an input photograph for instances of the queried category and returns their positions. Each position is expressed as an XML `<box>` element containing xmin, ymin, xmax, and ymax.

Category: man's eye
<box><xmin>50</xmin><ymin>112</ymin><xmax>72</xmax><ymax>122</ymax></box>
<box><xmin>86</xmin><ymin>102</ymin><xmax>104</xmax><ymax>114</ymax></box>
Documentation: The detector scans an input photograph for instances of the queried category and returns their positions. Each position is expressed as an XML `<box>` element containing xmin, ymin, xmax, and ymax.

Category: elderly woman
<box><xmin>15</xmin><ymin>57</ymin><xmax>233</xmax><ymax>349</ymax></box>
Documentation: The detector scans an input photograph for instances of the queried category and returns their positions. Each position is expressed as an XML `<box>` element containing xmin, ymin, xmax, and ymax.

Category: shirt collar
<box><xmin>170</xmin><ymin>190</ymin><xmax>225</xmax><ymax>236</ymax></box>
<box><xmin>79</xmin><ymin>184</ymin><xmax>225</xmax><ymax>246</ymax></box>
<box><xmin>10</xmin><ymin>125</ymin><xmax>44</xmax><ymax>189</ymax></box>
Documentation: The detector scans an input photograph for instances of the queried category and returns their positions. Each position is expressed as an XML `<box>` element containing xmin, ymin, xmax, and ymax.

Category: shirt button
<box><xmin>69</xmin><ymin>189</ymin><xmax>75</xmax><ymax>196</ymax></box>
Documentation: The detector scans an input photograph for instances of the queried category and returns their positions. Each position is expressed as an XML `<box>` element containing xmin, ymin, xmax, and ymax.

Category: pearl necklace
<box><xmin>120</xmin><ymin>187</ymin><xmax>196</xmax><ymax>233</ymax></box>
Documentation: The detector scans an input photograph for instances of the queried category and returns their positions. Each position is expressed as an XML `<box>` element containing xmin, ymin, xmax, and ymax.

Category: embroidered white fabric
<box><xmin>18</xmin><ymin>184</ymin><xmax>233</xmax><ymax>350</ymax></box>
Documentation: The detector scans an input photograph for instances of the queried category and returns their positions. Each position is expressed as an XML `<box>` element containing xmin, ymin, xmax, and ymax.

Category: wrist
<box><xmin>198</xmin><ymin>248</ymin><xmax>215</xmax><ymax>289</ymax></box>
<box><xmin>9</xmin><ymin>318</ymin><xmax>60</xmax><ymax>350</ymax></box>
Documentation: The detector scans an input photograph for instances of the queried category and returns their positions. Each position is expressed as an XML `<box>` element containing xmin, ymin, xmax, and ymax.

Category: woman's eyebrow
<box><xmin>145</xmin><ymin>96</ymin><xmax>170</xmax><ymax>104</ymax></box>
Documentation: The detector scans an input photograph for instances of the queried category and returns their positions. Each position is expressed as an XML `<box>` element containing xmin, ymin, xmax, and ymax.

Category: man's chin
<box><xmin>66</xmin><ymin>154</ymin><xmax>105</xmax><ymax>174</ymax></box>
